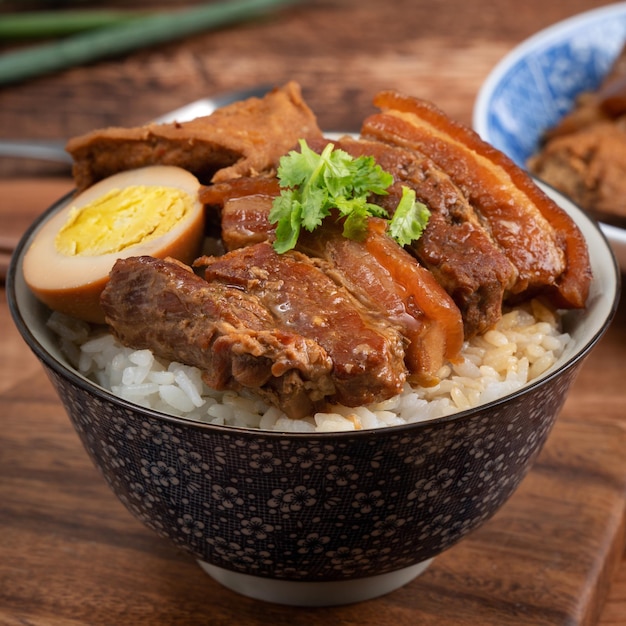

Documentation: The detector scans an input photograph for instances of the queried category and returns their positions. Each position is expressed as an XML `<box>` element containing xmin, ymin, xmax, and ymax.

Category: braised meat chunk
<box><xmin>528</xmin><ymin>44</ymin><xmax>626</xmax><ymax>227</ymax></box>
<box><xmin>202</xmin><ymin>139</ymin><xmax>514</xmax><ymax>339</ymax></box>
<box><xmin>200</xmin><ymin>176</ymin><xmax>279</xmax><ymax>250</ymax></box>
<box><xmin>100</xmin><ymin>255</ymin><xmax>334</xmax><ymax>419</ymax></box>
<box><xmin>202</xmin><ymin>174</ymin><xmax>464</xmax><ymax>382</ymax></box>
<box><xmin>88</xmin><ymin>84</ymin><xmax>593</xmax><ymax>422</ymax></box>
<box><xmin>529</xmin><ymin>123</ymin><xmax>626</xmax><ymax>225</ymax></box>
<box><xmin>362</xmin><ymin>91</ymin><xmax>591</xmax><ymax>310</ymax></box>
<box><xmin>67</xmin><ymin>82</ymin><xmax>323</xmax><ymax>191</ymax></box>
<box><xmin>317</xmin><ymin>136</ymin><xmax>517</xmax><ymax>337</ymax></box>
<box><xmin>297</xmin><ymin>217</ymin><xmax>463</xmax><ymax>385</ymax></box>
<box><xmin>197</xmin><ymin>242</ymin><xmax>409</xmax><ymax>407</ymax></box>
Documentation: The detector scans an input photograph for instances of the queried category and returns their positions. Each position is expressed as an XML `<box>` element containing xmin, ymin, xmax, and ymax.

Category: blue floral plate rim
<box><xmin>472</xmin><ymin>2</ymin><xmax>626</xmax><ymax>272</ymax></box>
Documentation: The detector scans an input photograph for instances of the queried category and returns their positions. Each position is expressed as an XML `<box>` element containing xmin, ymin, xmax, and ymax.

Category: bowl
<box><xmin>7</xmin><ymin>181</ymin><xmax>619</xmax><ymax>607</ymax></box>
<box><xmin>473</xmin><ymin>2</ymin><xmax>626</xmax><ymax>271</ymax></box>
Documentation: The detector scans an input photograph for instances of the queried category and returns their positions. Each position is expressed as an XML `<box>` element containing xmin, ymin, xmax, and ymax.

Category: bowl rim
<box><xmin>7</xmin><ymin>183</ymin><xmax>621</xmax><ymax>439</ymax></box>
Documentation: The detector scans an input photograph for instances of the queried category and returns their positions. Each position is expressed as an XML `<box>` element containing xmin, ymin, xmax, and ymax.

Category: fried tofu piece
<box><xmin>66</xmin><ymin>82</ymin><xmax>323</xmax><ymax>191</ymax></box>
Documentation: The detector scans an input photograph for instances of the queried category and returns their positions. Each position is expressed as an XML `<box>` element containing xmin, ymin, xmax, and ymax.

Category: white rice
<box><xmin>48</xmin><ymin>299</ymin><xmax>571</xmax><ymax>432</ymax></box>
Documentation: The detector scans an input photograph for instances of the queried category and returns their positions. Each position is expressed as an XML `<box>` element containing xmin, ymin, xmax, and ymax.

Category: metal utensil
<box><xmin>0</xmin><ymin>84</ymin><xmax>271</xmax><ymax>164</ymax></box>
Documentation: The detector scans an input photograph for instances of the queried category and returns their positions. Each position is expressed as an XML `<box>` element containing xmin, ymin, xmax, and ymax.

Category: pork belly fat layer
<box><xmin>100</xmin><ymin>255</ymin><xmax>335</xmax><ymax>419</ymax></box>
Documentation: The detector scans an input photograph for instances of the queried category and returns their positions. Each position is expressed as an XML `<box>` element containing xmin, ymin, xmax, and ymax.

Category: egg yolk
<box><xmin>22</xmin><ymin>164</ymin><xmax>205</xmax><ymax>324</ymax></box>
<box><xmin>55</xmin><ymin>185</ymin><xmax>192</xmax><ymax>256</ymax></box>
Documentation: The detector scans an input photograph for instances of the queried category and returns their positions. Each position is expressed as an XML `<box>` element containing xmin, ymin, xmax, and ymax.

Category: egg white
<box><xmin>23</xmin><ymin>165</ymin><xmax>205</xmax><ymax>323</ymax></box>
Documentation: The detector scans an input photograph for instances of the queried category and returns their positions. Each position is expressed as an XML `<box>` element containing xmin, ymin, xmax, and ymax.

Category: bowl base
<box><xmin>196</xmin><ymin>558</ymin><xmax>434</xmax><ymax>606</ymax></box>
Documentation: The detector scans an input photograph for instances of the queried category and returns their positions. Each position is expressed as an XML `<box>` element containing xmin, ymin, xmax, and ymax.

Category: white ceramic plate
<box><xmin>473</xmin><ymin>2</ymin><xmax>626</xmax><ymax>271</ymax></box>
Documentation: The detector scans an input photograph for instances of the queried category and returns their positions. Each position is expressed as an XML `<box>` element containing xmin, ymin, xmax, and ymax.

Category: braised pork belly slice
<box><xmin>200</xmin><ymin>176</ymin><xmax>279</xmax><ymax>250</ymax></box>
<box><xmin>66</xmin><ymin>82</ymin><xmax>323</xmax><ymax>191</ymax></box>
<box><xmin>315</xmin><ymin>136</ymin><xmax>517</xmax><ymax>337</ymax></box>
<box><xmin>196</xmin><ymin>242</ymin><xmax>409</xmax><ymax>408</ymax></box>
<box><xmin>100</xmin><ymin>255</ymin><xmax>334</xmax><ymax>419</ymax></box>
<box><xmin>201</xmin><ymin>176</ymin><xmax>464</xmax><ymax>383</ymax></box>
<box><xmin>362</xmin><ymin>91</ymin><xmax>592</xmax><ymax>309</ymax></box>
<box><xmin>298</xmin><ymin>218</ymin><xmax>463</xmax><ymax>385</ymax></box>
<box><xmin>203</xmin><ymin>137</ymin><xmax>514</xmax><ymax>339</ymax></box>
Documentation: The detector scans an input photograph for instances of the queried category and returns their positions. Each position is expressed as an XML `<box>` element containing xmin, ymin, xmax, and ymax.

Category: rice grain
<box><xmin>46</xmin><ymin>299</ymin><xmax>571</xmax><ymax>432</ymax></box>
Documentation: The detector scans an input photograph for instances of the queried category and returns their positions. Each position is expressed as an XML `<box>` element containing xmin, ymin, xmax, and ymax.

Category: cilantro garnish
<box><xmin>388</xmin><ymin>186</ymin><xmax>431</xmax><ymax>246</ymax></box>
<box><xmin>268</xmin><ymin>139</ymin><xmax>430</xmax><ymax>253</ymax></box>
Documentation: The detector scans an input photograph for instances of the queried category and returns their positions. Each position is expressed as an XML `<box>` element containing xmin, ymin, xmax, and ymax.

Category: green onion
<box><xmin>0</xmin><ymin>0</ymin><xmax>300</xmax><ymax>86</ymax></box>
<box><xmin>0</xmin><ymin>10</ymin><xmax>150</xmax><ymax>39</ymax></box>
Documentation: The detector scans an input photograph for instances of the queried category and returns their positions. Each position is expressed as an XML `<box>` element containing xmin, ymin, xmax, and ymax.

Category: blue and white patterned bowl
<box><xmin>7</xmin><ymin>183</ymin><xmax>619</xmax><ymax>606</ymax></box>
<box><xmin>473</xmin><ymin>2</ymin><xmax>626</xmax><ymax>270</ymax></box>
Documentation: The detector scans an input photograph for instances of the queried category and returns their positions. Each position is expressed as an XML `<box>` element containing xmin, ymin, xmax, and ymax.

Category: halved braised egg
<box><xmin>23</xmin><ymin>165</ymin><xmax>205</xmax><ymax>324</ymax></box>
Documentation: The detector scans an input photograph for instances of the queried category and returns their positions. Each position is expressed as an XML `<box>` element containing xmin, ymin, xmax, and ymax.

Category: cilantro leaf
<box><xmin>269</xmin><ymin>139</ymin><xmax>429</xmax><ymax>252</ymax></box>
<box><xmin>388</xmin><ymin>186</ymin><xmax>431</xmax><ymax>247</ymax></box>
<box><xmin>271</xmin><ymin>191</ymin><xmax>302</xmax><ymax>254</ymax></box>
<box><xmin>340</xmin><ymin>200</ymin><xmax>369</xmax><ymax>241</ymax></box>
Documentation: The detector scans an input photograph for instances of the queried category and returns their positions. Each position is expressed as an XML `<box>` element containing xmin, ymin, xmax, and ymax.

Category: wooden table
<box><xmin>2</xmin><ymin>0</ymin><xmax>626</xmax><ymax>623</ymax></box>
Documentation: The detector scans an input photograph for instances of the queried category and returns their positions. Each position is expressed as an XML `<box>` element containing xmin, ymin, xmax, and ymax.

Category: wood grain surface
<box><xmin>2</xmin><ymin>1</ymin><xmax>626</xmax><ymax>624</ymax></box>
